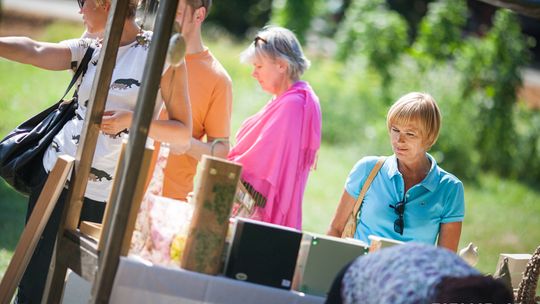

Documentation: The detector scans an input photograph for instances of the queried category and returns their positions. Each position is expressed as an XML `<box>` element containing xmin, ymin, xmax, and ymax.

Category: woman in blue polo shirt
<box><xmin>327</xmin><ymin>92</ymin><xmax>464</xmax><ymax>251</ymax></box>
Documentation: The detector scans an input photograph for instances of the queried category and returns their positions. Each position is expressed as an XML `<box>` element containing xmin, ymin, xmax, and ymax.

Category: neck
<box><xmin>274</xmin><ymin>78</ymin><xmax>295</xmax><ymax>97</ymax></box>
<box><xmin>398</xmin><ymin>155</ymin><xmax>430</xmax><ymax>178</ymax></box>
<box><xmin>88</xmin><ymin>19</ymin><xmax>140</xmax><ymax>46</ymax></box>
<box><xmin>184</xmin><ymin>29</ymin><xmax>205</xmax><ymax>54</ymax></box>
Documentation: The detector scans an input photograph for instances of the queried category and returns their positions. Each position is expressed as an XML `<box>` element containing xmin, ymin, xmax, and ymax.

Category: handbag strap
<box><xmin>60</xmin><ymin>46</ymin><xmax>95</xmax><ymax>101</ymax></box>
<box><xmin>351</xmin><ymin>156</ymin><xmax>386</xmax><ymax>219</ymax></box>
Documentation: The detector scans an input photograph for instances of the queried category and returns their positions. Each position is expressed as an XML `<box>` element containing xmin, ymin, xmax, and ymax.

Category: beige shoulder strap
<box><xmin>351</xmin><ymin>157</ymin><xmax>386</xmax><ymax>218</ymax></box>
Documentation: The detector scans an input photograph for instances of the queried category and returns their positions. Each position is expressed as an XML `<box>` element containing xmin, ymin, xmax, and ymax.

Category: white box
<box><xmin>496</xmin><ymin>253</ymin><xmax>532</xmax><ymax>289</ymax></box>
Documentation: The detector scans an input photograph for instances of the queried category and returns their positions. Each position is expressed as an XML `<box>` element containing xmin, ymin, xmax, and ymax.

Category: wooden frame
<box><xmin>41</xmin><ymin>0</ymin><xmax>181</xmax><ymax>303</ymax></box>
<box><xmin>0</xmin><ymin>155</ymin><xmax>74</xmax><ymax>304</ymax></box>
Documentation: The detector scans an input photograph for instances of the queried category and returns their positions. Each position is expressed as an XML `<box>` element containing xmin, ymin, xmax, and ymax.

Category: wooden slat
<box><xmin>64</xmin><ymin>0</ymin><xmax>130</xmax><ymax>231</ymax></box>
<box><xmin>120</xmin><ymin>146</ymin><xmax>153</xmax><ymax>256</ymax></box>
<box><xmin>97</xmin><ymin>141</ymin><xmax>127</xmax><ymax>251</ymax></box>
<box><xmin>80</xmin><ymin>221</ymin><xmax>103</xmax><ymax>241</ymax></box>
<box><xmin>0</xmin><ymin>155</ymin><xmax>74</xmax><ymax>304</ymax></box>
<box><xmin>60</xmin><ymin>231</ymin><xmax>99</xmax><ymax>282</ymax></box>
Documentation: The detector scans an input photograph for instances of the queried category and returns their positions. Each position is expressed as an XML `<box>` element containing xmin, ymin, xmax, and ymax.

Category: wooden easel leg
<box><xmin>41</xmin><ymin>244</ymin><xmax>69</xmax><ymax>304</ymax></box>
<box><xmin>0</xmin><ymin>155</ymin><xmax>74</xmax><ymax>304</ymax></box>
<box><xmin>90</xmin><ymin>146</ymin><xmax>154</xmax><ymax>303</ymax></box>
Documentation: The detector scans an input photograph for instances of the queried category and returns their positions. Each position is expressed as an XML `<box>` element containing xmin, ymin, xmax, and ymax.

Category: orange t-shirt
<box><xmin>162</xmin><ymin>49</ymin><xmax>233</xmax><ymax>200</ymax></box>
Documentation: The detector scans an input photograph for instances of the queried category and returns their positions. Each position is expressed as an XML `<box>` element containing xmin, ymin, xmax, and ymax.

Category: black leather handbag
<box><xmin>0</xmin><ymin>47</ymin><xmax>94</xmax><ymax>195</ymax></box>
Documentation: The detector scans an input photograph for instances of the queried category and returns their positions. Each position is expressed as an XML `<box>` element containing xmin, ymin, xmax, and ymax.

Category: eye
<box><xmin>391</xmin><ymin>127</ymin><xmax>399</xmax><ymax>133</ymax></box>
<box><xmin>406</xmin><ymin>132</ymin><xmax>416</xmax><ymax>137</ymax></box>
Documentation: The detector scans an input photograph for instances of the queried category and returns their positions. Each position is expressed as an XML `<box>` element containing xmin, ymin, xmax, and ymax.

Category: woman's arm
<box><xmin>100</xmin><ymin>64</ymin><xmax>192</xmax><ymax>151</ymax></box>
<box><xmin>437</xmin><ymin>221</ymin><xmax>462</xmax><ymax>252</ymax></box>
<box><xmin>0</xmin><ymin>37</ymin><xmax>72</xmax><ymax>70</ymax></box>
<box><xmin>327</xmin><ymin>190</ymin><xmax>356</xmax><ymax>237</ymax></box>
<box><xmin>153</xmin><ymin>63</ymin><xmax>192</xmax><ymax>153</ymax></box>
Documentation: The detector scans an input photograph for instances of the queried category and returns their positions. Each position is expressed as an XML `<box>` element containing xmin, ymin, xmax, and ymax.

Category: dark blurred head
<box><xmin>433</xmin><ymin>275</ymin><xmax>514</xmax><ymax>304</ymax></box>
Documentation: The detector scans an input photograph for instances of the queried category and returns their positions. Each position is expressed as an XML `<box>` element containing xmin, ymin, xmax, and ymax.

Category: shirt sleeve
<box><xmin>344</xmin><ymin>156</ymin><xmax>379</xmax><ymax>200</ymax></box>
<box><xmin>204</xmin><ymin>75</ymin><xmax>233</xmax><ymax>138</ymax></box>
<box><xmin>60</xmin><ymin>38</ymin><xmax>93</xmax><ymax>71</ymax></box>
<box><xmin>440</xmin><ymin>179</ymin><xmax>465</xmax><ymax>223</ymax></box>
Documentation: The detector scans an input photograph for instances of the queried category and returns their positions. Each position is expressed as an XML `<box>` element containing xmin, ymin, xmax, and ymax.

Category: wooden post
<box><xmin>0</xmin><ymin>156</ymin><xmax>73</xmax><ymax>304</ymax></box>
<box><xmin>181</xmin><ymin>156</ymin><xmax>242</xmax><ymax>275</ymax></box>
<box><xmin>64</xmin><ymin>0</ymin><xmax>130</xmax><ymax>232</ymax></box>
<box><xmin>91</xmin><ymin>0</ymin><xmax>180</xmax><ymax>302</ymax></box>
<box><xmin>97</xmin><ymin>141</ymin><xmax>127</xmax><ymax>251</ymax></box>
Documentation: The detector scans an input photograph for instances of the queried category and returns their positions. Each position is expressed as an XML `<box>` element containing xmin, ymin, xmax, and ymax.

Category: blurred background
<box><xmin>1</xmin><ymin>0</ymin><xmax>539</xmax><ymax>283</ymax></box>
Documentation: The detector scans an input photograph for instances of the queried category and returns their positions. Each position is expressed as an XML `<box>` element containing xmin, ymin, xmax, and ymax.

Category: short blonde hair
<box><xmin>95</xmin><ymin>0</ymin><xmax>138</xmax><ymax>19</ymax></box>
<box><xmin>386</xmin><ymin>92</ymin><xmax>441</xmax><ymax>149</ymax></box>
<box><xmin>240</xmin><ymin>26</ymin><xmax>310</xmax><ymax>82</ymax></box>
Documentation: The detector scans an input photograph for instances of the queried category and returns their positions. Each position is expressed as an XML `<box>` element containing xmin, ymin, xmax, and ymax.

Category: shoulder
<box><xmin>209</xmin><ymin>54</ymin><xmax>233</xmax><ymax>84</ymax></box>
<box><xmin>61</xmin><ymin>38</ymin><xmax>96</xmax><ymax>51</ymax></box>
<box><xmin>349</xmin><ymin>156</ymin><xmax>381</xmax><ymax>177</ymax></box>
<box><xmin>437</xmin><ymin>166</ymin><xmax>463</xmax><ymax>189</ymax></box>
<box><xmin>193</xmin><ymin>50</ymin><xmax>232</xmax><ymax>85</ymax></box>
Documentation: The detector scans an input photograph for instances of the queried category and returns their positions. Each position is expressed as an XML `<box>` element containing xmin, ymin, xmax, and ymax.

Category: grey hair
<box><xmin>240</xmin><ymin>25</ymin><xmax>311</xmax><ymax>81</ymax></box>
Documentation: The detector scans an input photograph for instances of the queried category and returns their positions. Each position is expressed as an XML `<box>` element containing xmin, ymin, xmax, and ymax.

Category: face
<box><xmin>251</xmin><ymin>55</ymin><xmax>287</xmax><ymax>95</ymax></box>
<box><xmin>389</xmin><ymin>120</ymin><xmax>428</xmax><ymax>163</ymax></box>
<box><xmin>79</xmin><ymin>0</ymin><xmax>109</xmax><ymax>34</ymax></box>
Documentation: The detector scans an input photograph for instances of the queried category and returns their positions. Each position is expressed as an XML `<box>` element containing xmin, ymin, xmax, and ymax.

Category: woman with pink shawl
<box><xmin>228</xmin><ymin>26</ymin><xmax>322</xmax><ymax>230</ymax></box>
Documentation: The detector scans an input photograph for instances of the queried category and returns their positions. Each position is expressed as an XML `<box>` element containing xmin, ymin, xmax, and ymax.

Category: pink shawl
<box><xmin>228</xmin><ymin>81</ymin><xmax>322</xmax><ymax>229</ymax></box>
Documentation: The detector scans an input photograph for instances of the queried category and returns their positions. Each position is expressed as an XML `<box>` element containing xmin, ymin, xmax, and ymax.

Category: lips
<box><xmin>394</xmin><ymin>147</ymin><xmax>407</xmax><ymax>154</ymax></box>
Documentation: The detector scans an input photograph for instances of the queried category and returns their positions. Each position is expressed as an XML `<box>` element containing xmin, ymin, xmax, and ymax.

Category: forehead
<box><xmin>391</xmin><ymin>118</ymin><xmax>422</xmax><ymax>131</ymax></box>
<box><xmin>251</xmin><ymin>53</ymin><xmax>274</xmax><ymax>65</ymax></box>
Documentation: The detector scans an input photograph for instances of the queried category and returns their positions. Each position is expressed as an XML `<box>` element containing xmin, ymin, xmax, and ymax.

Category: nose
<box><xmin>251</xmin><ymin>69</ymin><xmax>257</xmax><ymax>79</ymax></box>
<box><xmin>397</xmin><ymin>132</ymin><xmax>405</xmax><ymax>142</ymax></box>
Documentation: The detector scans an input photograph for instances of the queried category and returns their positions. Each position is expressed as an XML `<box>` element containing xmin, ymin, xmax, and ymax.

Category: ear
<box><xmin>276</xmin><ymin>58</ymin><xmax>288</xmax><ymax>74</ymax></box>
<box><xmin>103</xmin><ymin>1</ymin><xmax>112</xmax><ymax>12</ymax></box>
<box><xmin>194</xmin><ymin>6</ymin><xmax>207</xmax><ymax>23</ymax></box>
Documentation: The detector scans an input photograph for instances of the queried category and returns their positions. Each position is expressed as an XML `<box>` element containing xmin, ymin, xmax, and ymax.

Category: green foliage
<box><xmin>304</xmin><ymin>58</ymin><xmax>388</xmax><ymax>148</ymax></box>
<box><xmin>206</xmin><ymin>0</ymin><xmax>272</xmax><ymax>38</ymax></box>
<box><xmin>335</xmin><ymin>0</ymin><xmax>408</xmax><ymax>94</ymax></box>
<box><xmin>270</xmin><ymin>0</ymin><xmax>320</xmax><ymax>44</ymax></box>
<box><xmin>514</xmin><ymin>104</ymin><xmax>540</xmax><ymax>185</ymax></box>
<box><xmin>411</xmin><ymin>0</ymin><xmax>468</xmax><ymax>66</ymax></box>
<box><xmin>456</xmin><ymin>9</ymin><xmax>533</xmax><ymax>176</ymax></box>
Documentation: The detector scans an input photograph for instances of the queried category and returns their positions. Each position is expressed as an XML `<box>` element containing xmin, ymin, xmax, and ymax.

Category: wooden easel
<box><xmin>0</xmin><ymin>155</ymin><xmax>74</xmax><ymax>303</ymax></box>
<box><xmin>39</xmin><ymin>0</ymin><xmax>181</xmax><ymax>303</ymax></box>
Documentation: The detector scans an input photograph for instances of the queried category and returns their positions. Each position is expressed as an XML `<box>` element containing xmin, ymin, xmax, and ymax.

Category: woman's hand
<box><xmin>101</xmin><ymin>110</ymin><xmax>133</xmax><ymax>135</ymax></box>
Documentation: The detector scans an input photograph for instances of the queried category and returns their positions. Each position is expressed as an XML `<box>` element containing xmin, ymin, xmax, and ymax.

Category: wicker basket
<box><xmin>515</xmin><ymin>245</ymin><xmax>540</xmax><ymax>304</ymax></box>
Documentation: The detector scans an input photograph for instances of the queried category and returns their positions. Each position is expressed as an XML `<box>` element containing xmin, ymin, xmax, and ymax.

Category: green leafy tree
<box><xmin>206</xmin><ymin>0</ymin><xmax>272</xmax><ymax>38</ymax></box>
<box><xmin>270</xmin><ymin>0</ymin><xmax>320</xmax><ymax>44</ymax></box>
<box><xmin>411</xmin><ymin>0</ymin><xmax>468</xmax><ymax>67</ymax></box>
<box><xmin>456</xmin><ymin>9</ymin><xmax>533</xmax><ymax>176</ymax></box>
<box><xmin>335</xmin><ymin>0</ymin><xmax>408</xmax><ymax>95</ymax></box>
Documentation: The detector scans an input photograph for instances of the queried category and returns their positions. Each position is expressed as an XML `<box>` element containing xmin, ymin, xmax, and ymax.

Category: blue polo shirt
<box><xmin>345</xmin><ymin>154</ymin><xmax>464</xmax><ymax>245</ymax></box>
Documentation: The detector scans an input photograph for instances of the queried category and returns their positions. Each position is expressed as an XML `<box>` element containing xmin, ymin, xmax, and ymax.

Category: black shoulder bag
<box><xmin>0</xmin><ymin>46</ymin><xmax>95</xmax><ymax>195</ymax></box>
